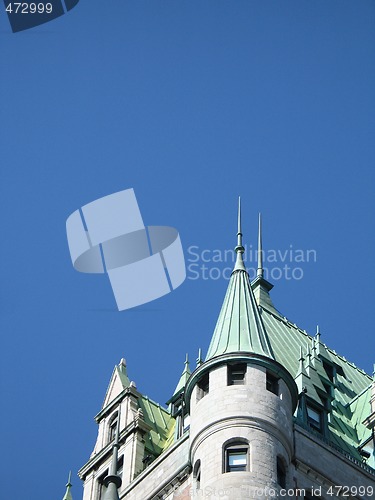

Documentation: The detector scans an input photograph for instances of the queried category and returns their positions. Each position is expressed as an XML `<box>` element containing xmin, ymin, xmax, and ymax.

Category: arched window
<box><xmin>193</xmin><ymin>459</ymin><xmax>201</xmax><ymax>490</ymax></box>
<box><xmin>108</xmin><ymin>411</ymin><xmax>118</xmax><ymax>443</ymax></box>
<box><xmin>223</xmin><ymin>439</ymin><xmax>249</xmax><ymax>473</ymax></box>
<box><xmin>277</xmin><ymin>456</ymin><xmax>287</xmax><ymax>488</ymax></box>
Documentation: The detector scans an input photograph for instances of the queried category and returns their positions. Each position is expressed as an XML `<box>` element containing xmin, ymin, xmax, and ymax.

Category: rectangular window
<box><xmin>97</xmin><ymin>469</ymin><xmax>108</xmax><ymax>499</ymax></box>
<box><xmin>117</xmin><ymin>456</ymin><xmax>123</xmax><ymax>478</ymax></box>
<box><xmin>109</xmin><ymin>420</ymin><xmax>117</xmax><ymax>441</ymax></box>
<box><xmin>322</xmin><ymin>361</ymin><xmax>335</xmax><ymax>383</ymax></box>
<box><xmin>277</xmin><ymin>457</ymin><xmax>286</xmax><ymax>488</ymax></box>
<box><xmin>266</xmin><ymin>372</ymin><xmax>279</xmax><ymax>395</ymax></box>
<box><xmin>197</xmin><ymin>373</ymin><xmax>209</xmax><ymax>400</ymax></box>
<box><xmin>228</xmin><ymin>363</ymin><xmax>246</xmax><ymax>385</ymax></box>
<box><xmin>307</xmin><ymin>405</ymin><xmax>323</xmax><ymax>432</ymax></box>
<box><xmin>97</xmin><ymin>456</ymin><xmax>123</xmax><ymax>498</ymax></box>
<box><xmin>183</xmin><ymin>414</ymin><xmax>190</xmax><ymax>432</ymax></box>
<box><xmin>226</xmin><ymin>448</ymin><xmax>247</xmax><ymax>472</ymax></box>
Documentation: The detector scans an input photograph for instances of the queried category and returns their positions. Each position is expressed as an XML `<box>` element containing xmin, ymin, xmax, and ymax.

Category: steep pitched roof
<box><xmin>172</xmin><ymin>354</ymin><xmax>191</xmax><ymax>397</ymax></box>
<box><xmin>205</xmin><ymin>199</ymin><xmax>274</xmax><ymax>361</ymax></box>
<box><xmin>206</xmin><ymin>269</ymin><xmax>274</xmax><ymax>360</ymax></box>
<box><xmin>259</xmin><ymin>303</ymin><xmax>373</xmax><ymax>463</ymax></box>
<box><xmin>102</xmin><ymin>358</ymin><xmax>130</xmax><ymax>408</ymax></box>
<box><xmin>138</xmin><ymin>396</ymin><xmax>175</xmax><ymax>456</ymax></box>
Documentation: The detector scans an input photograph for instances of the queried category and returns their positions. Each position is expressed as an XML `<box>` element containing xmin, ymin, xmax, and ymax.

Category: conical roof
<box><xmin>205</xmin><ymin>199</ymin><xmax>274</xmax><ymax>361</ymax></box>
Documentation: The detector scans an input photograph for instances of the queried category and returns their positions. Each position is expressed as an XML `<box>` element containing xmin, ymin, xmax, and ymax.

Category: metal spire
<box><xmin>257</xmin><ymin>212</ymin><xmax>264</xmax><ymax>278</ymax></box>
<box><xmin>103</xmin><ymin>409</ymin><xmax>122</xmax><ymax>500</ymax></box>
<box><xmin>62</xmin><ymin>471</ymin><xmax>73</xmax><ymax>500</ymax></box>
<box><xmin>206</xmin><ymin>200</ymin><xmax>274</xmax><ymax>361</ymax></box>
<box><xmin>315</xmin><ymin>325</ymin><xmax>321</xmax><ymax>352</ymax></box>
<box><xmin>196</xmin><ymin>348</ymin><xmax>203</xmax><ymax>367</ymax></box>
<box><xmin>298</xmin><ymin>347</ymin><xmax>306</xmax><ymax>375</ymax></box>
<box><xmin>233</xmin><ymin>197</ymin><xmax>246</xmax><ymax>272</ymax></box>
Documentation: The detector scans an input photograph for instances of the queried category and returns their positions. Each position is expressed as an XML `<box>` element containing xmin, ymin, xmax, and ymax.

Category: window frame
<box><xmin>276</xmin><ymin>456</ymin><xmax>287</xmax><ymax>488</ymax></box>
<box><xmin>108</xmin><ymin>411</ymin><xmax>119</xmax><ymax>443</ymax></box>
<box><xmin>266</xmin><ymin>372</ymin><xmax>279</xmax><ymax>395</ymax></box>
<box><xmin>223</xmin><ymin>440</ymin><xmax>249</xmax><ymax>473</ymax></box>
<box><xmin>197</xmin><ymin>372</ymin><xmax>209</xmax><ymax>401</ymax></box>
<box><xmin>227</xmin><ymin>363</ymin><xmax>247</xmax><ymax>386</ymax></box>
<box><xmin>322</xmin><ymin>360</ymin><xmax>336</xmax><ymax>383</ymax></box>
<box><xmin>306</xmin><ymin>404</ymin><xmax>324</xmax><ymax>433</ymax></box>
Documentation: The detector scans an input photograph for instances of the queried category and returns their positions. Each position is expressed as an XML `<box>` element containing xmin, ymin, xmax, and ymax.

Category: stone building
<box><xmin>77</xmin><ymin>206</ymin><xmax>375</xmax><ymax>499</ymax></box>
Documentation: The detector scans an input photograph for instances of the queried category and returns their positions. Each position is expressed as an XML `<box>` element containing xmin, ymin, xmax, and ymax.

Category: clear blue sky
<box><xmin>1</xmin><ymin>2</ymin><xmax>374</xmax><ymax>499</ymax></box>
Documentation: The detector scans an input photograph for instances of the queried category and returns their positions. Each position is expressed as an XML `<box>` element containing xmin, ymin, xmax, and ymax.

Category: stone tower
<box><xmin>185</xmin><ymin>199</ymin><xmax>298</xmax><ymax>498</ymax></box>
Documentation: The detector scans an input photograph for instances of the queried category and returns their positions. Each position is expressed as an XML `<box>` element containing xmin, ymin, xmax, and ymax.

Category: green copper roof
<box><xmin>205</xmin><ymin>199</ymin><xmax>274</xmax><ymax>361</ymax></box>
<box><xmin>138</xmin><ymin>396</ymin><xmax>175</xmax><ymax>457</ymax></box>
<box><xmin>259</xmin><ymin>304</ymin><xmax>373</xmax><ymax>464</ymax></box>
<box><xmin>62</xmin><ymin>472</ymin><xmax>73</xmax><ymax>500</ymax></box>
<box><xmin>206</xmin><ymin>269</ymin><xmax>274</xmax><ymax>360</ymax></box>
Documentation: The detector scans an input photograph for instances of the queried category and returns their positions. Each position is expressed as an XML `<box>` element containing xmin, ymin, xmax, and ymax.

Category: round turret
<box><xmin>185</xmin><ymin>201</ymin><xmax>298</xmax><ymax>498</ymax></box>
<box><xmin>186</xmin><ymin>354</ymin><xmax>297</xmax><ymax>498</ymax></box>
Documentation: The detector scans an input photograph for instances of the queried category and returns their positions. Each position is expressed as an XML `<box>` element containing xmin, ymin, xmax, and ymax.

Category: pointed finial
<box><xmin>183</xmin><ymin>353</ymin><xmax>190</xmax><ymax>373</ymax></box>
<box><xmin>196</xmin><ymin>348</ymin><xmax>203</xmax><ymax>367</ymax></box>
<box><xmin>257</xmin><ymin>212</ymin><xmax>264</xmax><ymax>278</ymax></box>
<box><xmin>306</xmin><ymin>345</ymin><xmax>312</xmax><ymax>362</ymax></box>
<box><xmin>62</xmin><ymin>471</ymin><xmax>73</xmax><ymax>500</ymax></box>
<box><xmin>299</xmin><ymin>346</ymin><xmax>304</xmax><ymax>362</ymax></box>
<box><xmin>297</xmin><ymin>346</ymin><xmax>307</xmax><ymax>375</ymax></box>
<box><xmin>233</xmin><ymin>197</ymin><xmax>246</xmax><ymax>272</ymax></box>
<box><xmin>311</xmin><ymin>338</ymin><xmax>319</xmax><ymax>366</ymax></box>
<box><xmin>315</xmin><ymin>325</ymin><xmax>321</xmax><ymax>342</ymax></box>
<box><xmin>237</xmin><ymin>197</ymin><xmax>243</xmax><ymax>248</ymax></box>
<box><xmin>299</xmin><ymin>346</ymin><xmax>304</xmax><ymax>369</ymax></box>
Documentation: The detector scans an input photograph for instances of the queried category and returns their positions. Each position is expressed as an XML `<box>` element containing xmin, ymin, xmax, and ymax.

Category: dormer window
<box><xmin>307</xmin><ymin>405</ymin><xmax>323</xmax><ymax>433</ymax></box>
<box><xmin>109</xmin><ymin>420</ymin><xmax>117</xmax><ymax>441</ymax></box>
<box><xmin>322</xmin><ymin>361</ymin><xmax>336</xmax><ymax>383</ymax></box>
<box><xmin>108</xmin><ymin>412</ymin><xmax>119</xmax><ymax>442</ymax></box>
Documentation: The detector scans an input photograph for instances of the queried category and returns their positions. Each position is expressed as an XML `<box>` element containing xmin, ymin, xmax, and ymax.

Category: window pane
<box><xmin>229</xmin><ymin>455</ymin><xmax>246</xmax><ymax>466</ymax></box>
<box><xmin>307</xmin><ymin>407</ymin><xmax>320</xmax><ymax>423</ymax></box>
